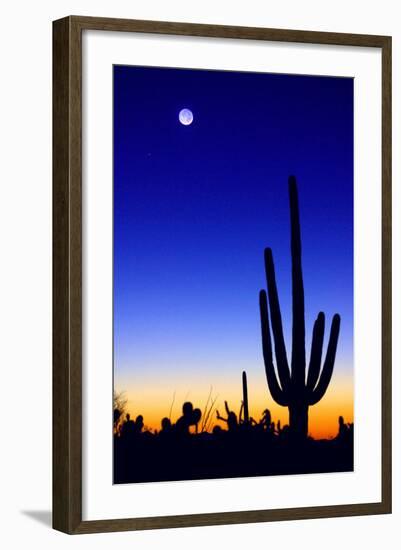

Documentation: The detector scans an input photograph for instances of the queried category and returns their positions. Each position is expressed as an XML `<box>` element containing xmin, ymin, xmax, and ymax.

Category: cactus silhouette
<box><xmin>242</xmin><ymin>371</ymin><xmax>250</xmax><ymax>425</ymax></box>
<box><xmin>259</xmin><ymin>176</ymin><xmax>341</xmax><ymax>440</ymax></box>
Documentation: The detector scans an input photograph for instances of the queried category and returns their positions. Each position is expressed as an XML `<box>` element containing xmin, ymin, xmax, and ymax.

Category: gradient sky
<box><xmin>113</xmin><ymin>65</ymin><xmax>354</xmax><ymax>438</ymax></box>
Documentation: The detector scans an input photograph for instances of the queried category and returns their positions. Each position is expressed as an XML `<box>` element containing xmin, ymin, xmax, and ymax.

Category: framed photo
<box><xmin>53</xmin><ymin>16</ymin><xmax>392</xmax><ymax>534</ymax></box>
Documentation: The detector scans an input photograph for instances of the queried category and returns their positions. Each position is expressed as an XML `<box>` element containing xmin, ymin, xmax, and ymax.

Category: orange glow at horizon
<box><xmin>115</xmin><ymin>370</ymin><xmax>353</xmax><ymax>439</ymax></box>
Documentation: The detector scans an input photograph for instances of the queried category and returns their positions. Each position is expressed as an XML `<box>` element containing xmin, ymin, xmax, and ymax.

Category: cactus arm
<box><xmin>259</xmin><ymin>290</ymin><xmax>288</xmax><ymax>406</ymax></box>
<box><xmin>306</xmin><ymin>312</ymin><xmax>325</xmax><ymax>391</ymax></box>
<box><xmin>309</xmin><ymin>314</ymin><xmax>341</xmax><ymax>405</ymax></box>
<box><xmin>263</xmin><ymin>248</ymin><xmax>291</xmax><ymax>391</ymax></box>
<box><xmin>242</xmin><ymin>371</ymin><xmax>250</xmax><ymax>424</ymax></box>
<box><xmin>289</xmin><ymin>176</ymin><xmax>306</xmax><ymax>387</ymax></box>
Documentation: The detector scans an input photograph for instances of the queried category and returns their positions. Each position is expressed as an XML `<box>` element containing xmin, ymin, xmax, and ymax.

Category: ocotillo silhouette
<box><xmin>259</xmin><ymin>176</ymin><xmax>341</xmax><ymax>440</ymax></box>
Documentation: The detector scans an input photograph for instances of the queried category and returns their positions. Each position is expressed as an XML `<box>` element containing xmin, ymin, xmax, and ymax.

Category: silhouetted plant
<box><xmin>113</xmin><ymin>390</ymin><xmax>128</xmax><ymax>434</ymax></box>
<box><xmin>200</xmin><ymin>386</ymin><xmax>219</xmax><ymax>433</ymax></box>
<box><xmin>175</xmin><ymin>402</ymin><xmax>202</xmax><ymax>435</ymax></box>
<box><xmin>160</xmin><ymin>417</ymin><xmax>172</xmax><ymax>433</ymax></box>
<box><xmin>120</xmin><ymin>413</ymin><xmax>136</xmax><ymax>437</ymax></box>
<box><xmin>336</xmin><ymin>415</ymin><xmax>353</xmax><ymax>442</ymax></box>
<box><xmin>212</xmin><ymin>425</ymin><xmax>223</xmax><ymax>435</ymax></box>
<box><xmin>192</xmin><ymin>408</ymin><xmax>202</xmax><ymax>433</ymax></box>
<box><xmin>242</xmin><ymin>371</ymin><xmax>250</xmax><ymax>425</ymax></box>
<box><xmin>216</xmin><ymin>401</ymin><xmax>239</xmax><ymax>431</ymax></box>
<box><xmin>271</xmin><ymin>421</ymin><xmax>276</xmax><ymax>434</ymax></box>
<box><xmin>134</xmin><ymin>415</ymin><xmax>144</xmax><ymax>434</ymax></box>
<box><xmin>260</xmin><ymin>408</ymin><xmax>273</xmax><ymax>433</ymax></box>
<box><xmin>114</xmin><ymin>408</ymin><xmax>122</xmax><ymax>433</ymax></box>
<box><xmin>259</xmin><ymin>176</ymin><xmax>341</xmax><ymax>440</ymax></box>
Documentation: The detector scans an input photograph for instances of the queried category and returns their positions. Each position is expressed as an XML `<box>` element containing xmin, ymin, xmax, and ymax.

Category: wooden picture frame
<box><xmin>53</xmin><ymin>15</ymin><xmax>392</xmax><ymax>534</ymax></box>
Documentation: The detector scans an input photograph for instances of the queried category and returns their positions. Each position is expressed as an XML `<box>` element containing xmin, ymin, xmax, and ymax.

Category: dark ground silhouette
<box><xmin>114</xmin><ymin>404</ymin><xmax>353</xmax><ymax>484</ymax></box>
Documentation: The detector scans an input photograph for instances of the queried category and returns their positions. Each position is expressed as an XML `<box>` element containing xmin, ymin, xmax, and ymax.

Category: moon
<box><xmin>179</xmin><ymin>108</ymin><xmax>193</xmax><ymax>126</ymax></box>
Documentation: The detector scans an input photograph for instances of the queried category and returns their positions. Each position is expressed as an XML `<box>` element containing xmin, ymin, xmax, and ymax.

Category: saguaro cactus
<box><xmin>259</xmin><ymin>176</ymin><xmax>341</xmax><ymax>440</ymax></box>
<box><xmin>242</xmin><ymin>371</ymin><xmax>249</xmax><ymax>425</ymax></box>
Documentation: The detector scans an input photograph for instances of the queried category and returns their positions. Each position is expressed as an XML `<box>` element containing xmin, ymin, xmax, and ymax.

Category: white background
<box><xmin>0</xmin><ymin>0</ymin><xmax>399</xmax><ymax>548</ymax></box>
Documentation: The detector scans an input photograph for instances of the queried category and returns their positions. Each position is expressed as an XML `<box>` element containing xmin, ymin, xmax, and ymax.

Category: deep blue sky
<box><xmin>113</xmin><ymin>65</ymin><xmax>353</xmax><ymax>402</ymax></box>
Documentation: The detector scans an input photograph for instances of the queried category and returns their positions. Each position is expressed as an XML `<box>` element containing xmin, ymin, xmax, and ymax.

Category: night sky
<box><xmin>113</xmin><ymin>65</ymin><xmax>354</xmax><ymax>437</ymax></box>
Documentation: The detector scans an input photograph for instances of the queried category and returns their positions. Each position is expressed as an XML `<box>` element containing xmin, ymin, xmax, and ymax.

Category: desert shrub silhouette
<box><xmin>216</xmin><ymin>400</ymin><xmax>239</xmax><ymax>431</ymax></box>
<box><xmin>114</xmin><ymin>394</ymin><xmax>353</xmax><ymax>484</ymax></box>
<box><xmin>259</xmin><ymin>176</ymin><xmax>341</xmax><ymax>440</ymax></box>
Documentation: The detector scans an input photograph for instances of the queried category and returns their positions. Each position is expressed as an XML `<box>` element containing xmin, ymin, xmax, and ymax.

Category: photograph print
<box><xmin>113</xmin><ymin>65</ymin><xmax>354</xmax><ymax>484</ymax></box>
